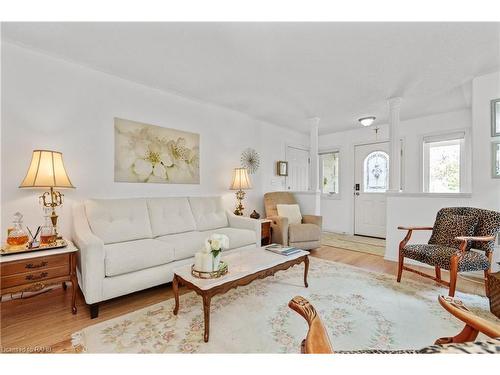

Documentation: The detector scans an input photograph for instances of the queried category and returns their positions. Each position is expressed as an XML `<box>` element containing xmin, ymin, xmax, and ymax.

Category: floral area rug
<box><xmin>72</xmin><ymin>258</ymin><xmax>498</xmax><ymax>353</ymax></box>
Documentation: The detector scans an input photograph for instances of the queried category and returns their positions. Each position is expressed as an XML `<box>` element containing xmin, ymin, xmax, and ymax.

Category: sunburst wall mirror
<box><xmin>241</xmin><ymin>148</ymin><xmax>260</xmax><ymax>174</ymax></box>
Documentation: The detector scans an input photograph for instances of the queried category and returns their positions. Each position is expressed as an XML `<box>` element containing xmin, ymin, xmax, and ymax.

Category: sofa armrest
<box><xmin>71</xmin><ymin>203</ymin><xmax>105</xmax><ymax>304</ymax></box>
<box><xmin>302</xmin><ymin>215</ymin><xmax>322</xmax><ymax>228</ymax></box>
<box><xmin>268</xmin><ymin>215</ymin><xmax>289</xmax><ymax>246</ymax></box>
<box><xmin>226</xmin><ymin>211</ymin><xmax>261</xmax><ymax>246</ymax></box>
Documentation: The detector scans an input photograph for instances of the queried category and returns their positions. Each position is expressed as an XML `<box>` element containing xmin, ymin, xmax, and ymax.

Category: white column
<box><xmin>309</xmin><ymin>117</ymin><xmax>321</xmax><ymax>215</ymax></box>
<box><xmin>388</xmin><ymin>97</ymin><xmax>402</xmax><ymax>192</ymax></box>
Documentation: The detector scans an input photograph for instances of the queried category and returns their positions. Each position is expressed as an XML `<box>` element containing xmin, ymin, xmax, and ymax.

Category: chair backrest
<box><xmin>264</xmin><ymin>192</ymin><xmax>297</xmax><ymax>218</ymax></box>
<box><xmin>432</xmin><ymin>207</ymin><xmax>500</xmax><ymax>252</ymax></box>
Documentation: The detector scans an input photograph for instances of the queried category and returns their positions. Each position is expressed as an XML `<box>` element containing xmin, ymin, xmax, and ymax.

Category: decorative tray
<box><xmin>191</xmin><ymin>261</ymin><xmax>228</xmax><ymax>279</ymax></box>
<box><xmin>1</xmin><ymin>239</ymin><xmax>68</xmax><ymax>256</ymax></box>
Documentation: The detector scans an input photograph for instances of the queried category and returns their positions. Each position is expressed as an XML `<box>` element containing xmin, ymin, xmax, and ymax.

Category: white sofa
<box><xmin>72</xmin><ymin>196</ymin><xmax>260</xmax><ymax>318</ymax></box>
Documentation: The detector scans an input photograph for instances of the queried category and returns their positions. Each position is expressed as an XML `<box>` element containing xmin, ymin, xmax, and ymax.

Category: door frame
<box><xmin>352</xmin><ymin>139</ymin><xmax>389</xmax><ymax>238</ymax></box>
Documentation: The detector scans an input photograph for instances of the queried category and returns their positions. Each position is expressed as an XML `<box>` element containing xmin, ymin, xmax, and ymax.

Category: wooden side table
<box><xmin>260</xmin><ymin>219</ymin><xmax>272</xmax><ymax>246</ymax></box>
<box><xmin>0</xmin><ymin>241</ymin><xmax>79</xmax><ymax>314</ymax></box>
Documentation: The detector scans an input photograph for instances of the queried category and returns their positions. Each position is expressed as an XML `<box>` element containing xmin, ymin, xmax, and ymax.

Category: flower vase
<box><xmin>212</xmin><ymin>253</ymin><xmax>221</xmax><ymax>271</ymax></box>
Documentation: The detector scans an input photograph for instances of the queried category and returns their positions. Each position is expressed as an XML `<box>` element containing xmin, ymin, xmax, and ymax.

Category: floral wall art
<box><xmin>114</xmin><ymin>118</ymin><xmax>200</xmax><ymax>184</ymax></box>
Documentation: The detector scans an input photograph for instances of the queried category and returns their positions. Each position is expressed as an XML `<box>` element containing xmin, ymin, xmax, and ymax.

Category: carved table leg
<box><xmin>173</xmin><ymin>274</ymin><xmax>180</xmax><ymax>315</ymax></box>
<box><xmin>303</xmin><ymin>256</ymin><xmax>309</xmax><ymax>288</ymax></box>
<box><xmin>70</xmin><ymin>253</ymin><xmax>77</xmax><ymax>314</ymax></box>
<box><xmin>202</xmin><ymin>294</ymin><xmax>212</xmax><ymax>342</ymax></box>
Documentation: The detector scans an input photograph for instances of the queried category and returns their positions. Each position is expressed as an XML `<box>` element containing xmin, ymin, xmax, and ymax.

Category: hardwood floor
<box><xmin>0</xmin><ymin>246</ymin><xmax>487</xmax><ymax>353</ymax></box>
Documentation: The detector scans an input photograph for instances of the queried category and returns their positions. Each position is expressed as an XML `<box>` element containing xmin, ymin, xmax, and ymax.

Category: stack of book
<box><xmin>265</xmin><ymin>244</ymin><xmax>300</xmax><ymax>256</ymax></box>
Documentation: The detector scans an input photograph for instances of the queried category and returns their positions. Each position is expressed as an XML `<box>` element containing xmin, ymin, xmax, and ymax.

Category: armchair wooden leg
<box><xmin>397</xmin><ymin>229</ymin><xmax>412</xmax><ymax>283</ymax></box>
<box><xmin>435</xmin><ymin>266</ymin><xmax>441</xmax><ymax>282</ymax></box>
<box><xmin>449</xmin><ymin>256</ymin><xmax>458</xmax><ymax>297</ymax></box>
<box><xmin>397</xmin><ymin>253</ymin><xmax>404</xmax><ymax>282</ymax></box>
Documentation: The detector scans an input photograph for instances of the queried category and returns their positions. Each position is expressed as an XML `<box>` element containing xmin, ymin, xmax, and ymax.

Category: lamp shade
<box><xmin>230</xmin><ymin>168</ymin><xmax>252</xmax><ymax>190</ymax></box>
<box><xmin>19</xmin><ymin>150</ymin><xmax>75</xmax><ymax>188</ymax></box>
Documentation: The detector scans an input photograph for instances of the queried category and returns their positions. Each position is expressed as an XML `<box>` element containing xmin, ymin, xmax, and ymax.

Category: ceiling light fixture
<box><xmin>358</xmin><ymin>116</ymin><xmax>376</xmax><ymax>127</ymax></box>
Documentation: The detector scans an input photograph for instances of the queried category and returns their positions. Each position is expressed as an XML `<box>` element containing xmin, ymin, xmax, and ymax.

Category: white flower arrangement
<box><xmin>203</xmin><ymin>233</ymin><xmax>229</xmax><ymax>258</ymax></box>
<box><xmin>193</xmin><ymin>234</ymin><xmax>230</xmax><ymax>272</ymax></box>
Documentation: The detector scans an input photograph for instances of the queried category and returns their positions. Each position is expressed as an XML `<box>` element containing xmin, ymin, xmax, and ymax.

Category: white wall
<box><xmin>385</xmin><ymin>72</ymin><xmax>500</xmax><ymax>270</ymax></box>
<box><xmin>0</xmin><ymin>42</ymin><xmax>307</xmax><ymax>240</ymax></box>
<box><xmin>318</xmin><ymin>109</ymin><xmax>472</xmax><ymax>234</ymax></box>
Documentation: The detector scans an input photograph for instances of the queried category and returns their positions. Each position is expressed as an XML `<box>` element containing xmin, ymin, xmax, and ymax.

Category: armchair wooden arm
<box><xmin>435</xmin><ymin>295</ymin><xmax>500</xmax><ymax>344</ymax></box>
<box><xmin>455</xmin><ymin>236</ymin><xmax>495</xmax><ymax>242</ymax></box>
<box><xmin>288</xmin><ymin>296</ymin><xmax>333</xmax><ymax>354</ymax></box>
<box><xmin>397</xmin><ymin>226</ymin><xmax>434</xmax><ymax>231</ymax></box>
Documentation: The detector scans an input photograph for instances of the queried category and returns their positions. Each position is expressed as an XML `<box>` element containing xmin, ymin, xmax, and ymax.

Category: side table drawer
<box><xmin>1</xmin><ymin>253</ymin><xmax>69</xmax><ymax>275</ymax></box>
<box><xmin>1</xmin><ymin>264</ymin><xmax>70</xmax><ymax>289</ymax></box>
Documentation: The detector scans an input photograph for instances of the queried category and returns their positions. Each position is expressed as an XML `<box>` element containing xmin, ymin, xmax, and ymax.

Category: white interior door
<box><xmin>286</xmin><ymin>146</ymin><xmax>309</xmax><ymax>191</ymax></box>
<box><xmin>354</xmin><ymin>142</ymin><xmax>389</xmax><ymax>238</ymax></box>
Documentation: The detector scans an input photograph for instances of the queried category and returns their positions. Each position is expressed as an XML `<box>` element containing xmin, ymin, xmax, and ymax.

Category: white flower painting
<box><xmin>114</xmin><ymin>118</ymin><xmax>200</xmax><ymax>184</ymax></box>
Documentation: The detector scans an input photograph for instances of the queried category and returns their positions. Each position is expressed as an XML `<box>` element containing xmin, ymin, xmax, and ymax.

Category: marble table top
<box><xmin>173</xmin><ymin>246</ymin><xmax>309</xmax><ymax>290</ymax></box>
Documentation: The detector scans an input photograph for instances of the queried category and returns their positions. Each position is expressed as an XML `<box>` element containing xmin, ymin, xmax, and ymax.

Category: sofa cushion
<box><xmin>157</xmin><ymin>231</ymin><xmax>208</xmax><ymax>261</ymax></box>
<box><xmin>188</xmin><ymin>197</ymin><xmax>228</xmax><ymax>231</ymax></box>
<box><xmin>147</xmin><ymin>197</ymin><xmax>196</xmax><ymax>237</ymax></box>
<box><xmin>204</xmin><ymin>227</ymin><xmax>256</xmax><ymax>250</ymax></box>
<box><xmin>157</xmin><ymin>227</ymin><xmax>256</xmax><ymax>261</ymax></box>
<box><xmin>104</xmin><ymin>239</ymin><xmax>175</xmax><ymax>277</ymax></box>
<box><xmin>288</xmin><ymin>223</ymin><xmax>321</xmax><ymax>243</ymax></box>
<box><xmin>85</xmin><ymin>199</ymin><xmax>153</xmax><ymax>244</ymax></box>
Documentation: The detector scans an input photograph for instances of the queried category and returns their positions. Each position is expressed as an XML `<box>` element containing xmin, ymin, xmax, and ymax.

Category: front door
<box><xmin>354</xmin><ymin>142</ymin><xmax>389</xmax><ymax>238</ymax></box>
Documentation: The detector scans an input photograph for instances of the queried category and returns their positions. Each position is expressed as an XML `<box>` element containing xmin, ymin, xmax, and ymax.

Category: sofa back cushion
<box><xmin>85</xmin><ymin>199</ymin><xmax>153</xmax><ymax>244</ymax></box>
<box><xmin>147</xmin><ymin>197</ymin><xmax>196</xmax><ymax>237</ymax></box>
<box><xmin>188</xmin><ymin>196</ymin><xmax>228</xmax><ymax>231</ymax></box>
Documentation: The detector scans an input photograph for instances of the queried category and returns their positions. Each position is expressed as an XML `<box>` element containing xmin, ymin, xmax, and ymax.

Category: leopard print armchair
<box><xmin>397</xmin><ymin>207</ymin><xmax>500</xmax><ymax>297</ymax></box>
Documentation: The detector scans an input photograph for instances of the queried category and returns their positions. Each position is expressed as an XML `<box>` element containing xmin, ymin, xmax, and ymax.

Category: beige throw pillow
<box><xmin>276</xmin><ymin>204</ymin><xmax>302</xmax><ymax>225</ymax></box>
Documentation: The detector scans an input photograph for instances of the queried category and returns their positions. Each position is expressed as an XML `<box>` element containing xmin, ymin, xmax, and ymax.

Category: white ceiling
<box><xmin>2</xmin><ymin>22</ymin><xmax>500</xmax><ymax>134</ymax></box>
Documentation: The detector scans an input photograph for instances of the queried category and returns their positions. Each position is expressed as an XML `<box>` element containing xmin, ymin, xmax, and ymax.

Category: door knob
<box><xmin>355</xmin><ymin>192</ymin><xmax>360</xmax><ymax>196</ymax></box>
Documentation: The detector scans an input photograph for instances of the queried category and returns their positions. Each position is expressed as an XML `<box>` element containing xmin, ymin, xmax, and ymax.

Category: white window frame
<box><xmin>421</xmin><ymin>129</ymin><xmax>471</xmax><ymax>193</ymax></box>
<box><xmin>319</xmin><ymin>149</ymin><xmax>340</xmax><ymax>197</ymax></box>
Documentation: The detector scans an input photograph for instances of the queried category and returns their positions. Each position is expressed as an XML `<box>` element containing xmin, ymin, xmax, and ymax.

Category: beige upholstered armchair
<box><xmin>264</xmin><ymin>192</ymin><xmax>322</xmax><ymax>250</ymax></box>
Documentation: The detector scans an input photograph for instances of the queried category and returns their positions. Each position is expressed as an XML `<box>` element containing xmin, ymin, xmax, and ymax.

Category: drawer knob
<box><xmin>25</xmin><ymin>261</ymin><xmax>48</xmax><ymax>269</ymax></box>
<box><xmin>25</xmin><ymin>272</ymin><xmax>48</xmax><ymax>281</ymax></box>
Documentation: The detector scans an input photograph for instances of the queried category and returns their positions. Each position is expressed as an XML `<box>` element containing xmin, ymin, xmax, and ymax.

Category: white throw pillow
<box><xmin>276</xmin><ymin>204</ymin><xmax>302</xmax><ymax>225</ymax></box>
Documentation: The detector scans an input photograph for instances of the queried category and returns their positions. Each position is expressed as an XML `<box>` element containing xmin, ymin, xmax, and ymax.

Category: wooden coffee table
<box><xmin>172</xmin><ymin>247</ymin><xmax>309</xmax><ymax>342</ymax></box>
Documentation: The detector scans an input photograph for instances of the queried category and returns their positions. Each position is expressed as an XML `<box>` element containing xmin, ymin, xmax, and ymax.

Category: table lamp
<box><xmin>230</xmin><ymin>167</ymin><xmax>252</xmax><ymax>216</ymax></box>
<box><xmin>19</xmin><ymin>150</ymin><xmax>75</xmax><ymax>239</ymax></box>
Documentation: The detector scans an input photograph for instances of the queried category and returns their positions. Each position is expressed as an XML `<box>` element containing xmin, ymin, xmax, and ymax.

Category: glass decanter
<box><xmin>40</xmin><ymin>208</ymin><xmax>56</xmax><ymax>245</ymax></box>
<box><xmin>6</xmin><ymin>212</ymin><xmax>29</xmax><ymax>246</ymax></box>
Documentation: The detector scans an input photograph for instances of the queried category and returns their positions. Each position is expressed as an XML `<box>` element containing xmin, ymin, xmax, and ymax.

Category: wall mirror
<box><xmin>492</xmin><ymin>99</ymin><xmax>500</xmax><ymax>137</ymax></box>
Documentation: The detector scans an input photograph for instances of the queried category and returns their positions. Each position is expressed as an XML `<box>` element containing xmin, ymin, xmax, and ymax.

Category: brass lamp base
<box><xmin>40</xmin><ymin>187</ymin><xmax>64</xmax><ymax>239</ymax></box>
<box><xmin>233</xmin><ymin>189</ymin><xmax>246</xmax><ymax>216</ymax></box>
